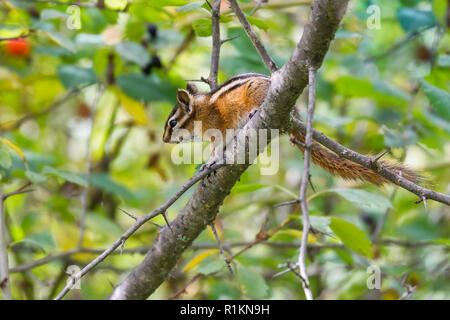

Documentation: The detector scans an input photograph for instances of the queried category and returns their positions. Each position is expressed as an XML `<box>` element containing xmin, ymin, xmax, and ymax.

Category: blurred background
<box><xmin>0</xmin><ymin>0</ymin><xmax>449</xmax><ymax>300</ymax></box>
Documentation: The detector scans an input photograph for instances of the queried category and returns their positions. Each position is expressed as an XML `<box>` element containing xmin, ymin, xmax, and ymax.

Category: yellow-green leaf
<box><xmin>330</xmin><ymin>217</ymin><xmax>373</xmax><ymax>258</ymax></box>
<box><xmin>277</xmin><ymin>229</ymin><xmax>317</xmax><ymax>243</ymax></box>
<box><xmin>113</xmin><ymin>87</ymin><xmax>149</xmax><ymax>125</ymax></box>
<box><xmin>247</xmin><ymin>17</ymin><xmax>268</xmax><ymax>31</ymax></box>
<box><xmin>0</xmin><ymin>137</ymin><xmax>28</xmax><ymax>170</ymax></box>
<box><xmin>183</xmin><ymin>249</ymin><xmax>219</xmax><ymax>272</ymax></box>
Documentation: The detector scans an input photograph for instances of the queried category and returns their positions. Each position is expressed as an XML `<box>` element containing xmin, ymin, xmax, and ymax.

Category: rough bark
<box><xmin>109</xmin><ymin>0</ymin><xmax>349</xmax><ymax>300</ymax></box>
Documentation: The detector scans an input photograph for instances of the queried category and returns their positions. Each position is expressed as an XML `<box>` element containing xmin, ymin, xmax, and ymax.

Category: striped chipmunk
<box><xmin>163</xmin><ymin>73</ymin><xmax>420</xmax><ymax>186</ymax></box>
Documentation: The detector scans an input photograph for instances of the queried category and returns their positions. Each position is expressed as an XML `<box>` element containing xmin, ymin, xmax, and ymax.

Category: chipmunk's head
<box><xmin>163</xmin><ymin>83</ymin><xmax>199</xmax><ymax>144</ymax></box>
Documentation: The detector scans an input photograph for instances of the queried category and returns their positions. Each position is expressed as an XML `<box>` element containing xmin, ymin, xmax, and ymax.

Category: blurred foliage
<box><xmin>0</xmin><ymin>0</ymin><xmax>449</xmax><ymax>300</ymax></box>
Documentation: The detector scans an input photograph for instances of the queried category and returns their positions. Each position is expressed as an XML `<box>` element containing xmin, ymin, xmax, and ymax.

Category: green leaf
<box><xmin>25</xmin><ymin>170</ymin><xmax>48</xmax><ymax>184</ymax></box>
<box><xmin>192</xmin><ymin>18</ymin><xmax>212</xmax><ymax>37</ymax></box>
<box><xmin>57</xmin><ymin>65</ymin><xmax>97</xmax><ymax>89</ymax></box>
<box><xmin>150</xmin><ymin>0</ymin><xmax>187</xmax><ymax>7</ymax></box>
<box><xmin>397</xmin><ymin>8</ymin><xmax>435</xmax><ymax>33</ymax></box>
<box><xmin>335</xmin><ymin>76</ymin><xmax>408</xmax><ymax>106</ymax></box>
<box><xmin>0</xmin><ymin>25</ymin><xmax>27</xmax><ymax>39</ymax></box>
<box><xmin>247</xmin><ymin>17</ymin><xmax>268</xmax><ymax>31</ymax></box>
<box><xmin>383</xmin><ymin>126</ymin><xmax>418</xmax><ymax>148</ymax></box>
<box><xmin>40</xmin><ymin>9</ymin><xmax>68</xmax><ymax>20</ymax></box>
<box><xmin>334</xmin><ymin>248</ymin><xmax>353</xmax><ymax>264</ymax></box>
<box><xmin>113</xmin><ymin>87</ymin><xmax>150</xmax><ymax>125</ymax></box>
<box><xmin>42</xmin><ymin>166</ymin><xmax>88</xmax><ymax>188</ymax></box>
<box><xmin>309</xmin><ymin>216</ymin><xmax>332</xmax><ymax>235</ymax></box>
<box><xmin>420</xmin><ymin>80</ymin><xmax>450</xmax><ymax>120</ymax></box>
<box><xmin>176</xmin><ymin>1</ymin><xmax>204</xmax><ymax>12</ymax></box>
<box><xmin>328</xmin><ymin>188</ymin><xmax>392</xmax><ymax>212</ymax></box>
<box><xmin>0</xmin><ymin>144</ymin><xmax>12</xmax><ymax>169</ymax></box>
<box><xmin>183</xmin><ymin>249</ymin><xmax>219</xmax><ymax>271</ymax></box>
<box><xmin>330</xmin><ymin>217</ymin><xmax>373</xmax><ymax>258</ymax></box>
<box><xmin>44</xmin><ymin>30</ymin><xmax>77</xmax><ymax>53</ymax></box>
<box><xmin>219</xmin><ymin>15</ymin><xmax>233</xmax><ymax>23</ymax></box>
<box><xmin>231</xmin><ymin>183</ymin><xmax>268</xmax><ymax>194</ymax></box>
<box><xmin>85</xmin><ymin>213</ymin><xmax>123</xmax><ymax>237</ymax></box>
<box><xmin>430</xmin><ymin>238</ymin><xmax>450</xmax><ymax>246</ymax></box>
<box><xmin>90</xmin><ymin>173</ymin><xmax>134</xmax><ymax>199</ymax></box>
<box><xmin>105</xmin><ymin>0</ymin><xmax>128</xmax><ymax>10</ymax></box>
<box><xmin>433</xmin><ymin>0</ymin><xmax>447</xmax><ymax>24</ymax></box>
<box><xmin>196</xmin><ymin>258</ymin><xmax>225</xmax><ymax>275</ymax></box>
<box><xmin>115</xmin><ymin>41</ymin><xmax>151</xmax><ymax>67</ymax></box>
<box><xmin>116</xmin><ymin>73</ymin><xmax>177</xmax><ymax>103</ymax></box>
<box><xmin>236</xmin><ymin>264</ymin><xmax>269</xmax><ymax>299</ymax></box>
<box><xmin>437</xmin><ymin>54</ymin><xmax>450</xmax><ymax>67</ymax></box>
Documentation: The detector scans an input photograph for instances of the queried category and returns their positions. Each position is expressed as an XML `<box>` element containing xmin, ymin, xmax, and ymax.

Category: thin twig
<box><xmin>296</xmin><ymin>67</ymin><xmax>316</xmax><ymax>300</ymax></box>
<box><xmin>273</xmin><ymin>199</ymin><xmax>300</xmax><ymax>208</ymax></box>
<box><xmin>223</xmin><ymin>0</ymin><xmax>312</xmax><ymax>15</ymax></box>
<box><xmin>118</xmin><ymin>208</ymin><xmax>162</xmax><ymax>228</ymax></box>
<box><xmin>208</xmin><ymin>0</ymin><xmax>222</xmax><ymax>90</ymax></box>
<box><xmin>365</xmin><ymin>25</ymin><xmax>435</xmax><ymax>62</ymax></box>
<box><xmin>168</xmin><ymin>274</ymin><xmax>203</xmax><ymax>300</ymax></box>
<box><xmin>77</xmin><ymin>85</ymin><xmax>104</xmax><ymax>248</ymax></box>
<box><xmin>2</xmin><ymin>182</ymin><xmax>32</xmax><ymax>199</ymax></box>
<box><xmin>220</xmin><ymin>35</ymin><xmax>240</xmax><ymax>45</ymax></box>
<box><xmin>0</xmin><ymin>86</ymin><xmax>89</xmax><ymax>133</ymax></box>
<box><xmin>228</xmin><ymin>0</ymin><xmax>278</xmax><ymax>73</ymax></box>
<box><xmin>250</xmin><ymin>0</ymin><xmax>268</xmax><ymax>16</ymax></box>
<box><xmin>209</xmin><ymin>222</ymin><xmax>233</xmax><ymax>274</ymax></box>
<box><xmin>167</xmin><ymin>28</ymin><xmax>195</xmax><ymax>70</ymax></box>
<box><xmin>10</xmin><ymin>237</ymin><xmax>442</xmax><ymax>274</ymax></box>
<box><xmin>0</xmin><ymin>187</ymin><xmax>12</xmax><ymax>300</ymax></box>
<box><xmin>54</xmin><ymin>162</ymin><xmax>224</xmax><ymax>299</ymax></box>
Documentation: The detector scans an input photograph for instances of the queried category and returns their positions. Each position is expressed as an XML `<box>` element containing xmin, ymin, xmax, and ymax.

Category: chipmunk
<box><xmin>163</xmin><ymin>73</ymin><xmax>419</xmax><ymax>186</ymax></box>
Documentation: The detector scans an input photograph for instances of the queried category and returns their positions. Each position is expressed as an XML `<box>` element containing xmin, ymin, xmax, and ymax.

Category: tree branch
<box><xmin>290</xmin><ymin>117</ymin><xmax>450</xmax><ymax>206</ymax></box>
<box><xmin>228</xmin><ymin>0</ymin><xmax>278</xmax><ymax>73</ymax></box>
<box><xmin>53</xmin><ymin>162</ymin><xmax>224</xmax><ymax>299</ymax></box>
<box><xmin>0</xmin><ymin>188</ymin><xmax>12</xmax><ymax>299</ymax></box>
<box><xmin>296</xmin><ymin>67</ymin><xmax>317</xmax><ymax>300</ymax></box>
<box><xmin>208</xmin><ymin>0</ymin><xmax>222</xmax><ymax>90</ymax></box>
<box><xmin>78</xmin><ymin>86</ymin><xmax>104</xmax><ymax>248</ymax></box>
<box><xmin>107</xmin><ymin>0</ymin><xmax>349</xmax><ymax>300</ymax></box>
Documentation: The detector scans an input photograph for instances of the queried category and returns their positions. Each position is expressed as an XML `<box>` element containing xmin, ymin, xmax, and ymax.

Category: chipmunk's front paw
<box><xmin>199</xmin><ymin>159</ymin><xmax>217</xmax><ymax>172</ymax></box>
<box><xmin>247</xmin><ymin>109</ymin><xmax>258</xmax><ymax>120</ymax></box>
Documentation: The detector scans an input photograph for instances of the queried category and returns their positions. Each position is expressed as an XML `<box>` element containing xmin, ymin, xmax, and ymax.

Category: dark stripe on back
<box><xmin>216</xmin><ymin>81</ymin><xmax>248</xmax><ymax>99</ymax></box>
<box><xmin>210</xmin><ymin>73</ymin><xmax>269</xmax><ymax>95</ymax></box>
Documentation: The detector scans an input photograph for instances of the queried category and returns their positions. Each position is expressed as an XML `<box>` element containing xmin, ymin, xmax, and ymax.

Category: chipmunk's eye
<box><xmin>169</xmin><ymin>119</ymin><xmax>177</xmax><ymax>128</ymax></box>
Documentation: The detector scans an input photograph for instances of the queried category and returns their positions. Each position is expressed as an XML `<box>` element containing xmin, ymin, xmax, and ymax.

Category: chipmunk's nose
<box><xmin>163</xmin><ymin>134</ymin><xmax>170</xmax><ymax>143</ymax></box>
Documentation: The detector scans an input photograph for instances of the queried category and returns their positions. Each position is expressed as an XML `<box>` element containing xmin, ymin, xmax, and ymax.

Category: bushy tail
<box><xmin>289</xmin><ymin>130</ymin><xmax>421</xmax><ymax>186</ymax></box>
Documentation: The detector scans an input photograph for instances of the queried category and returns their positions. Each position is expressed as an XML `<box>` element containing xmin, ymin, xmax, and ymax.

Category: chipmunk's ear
<box><xmin>186</xmin><ymin>83</ymin><xmax>198</xmax><ymax>95</ymax></box>
<box><xmin>177</xmin><ymin>89</ymin><xmax>194</xmax><ymax>114</ymax></box>
<box><xmin>177</xmin><ymin>89</ymin><xmax>191</xmax><ymax>105</ymax></box>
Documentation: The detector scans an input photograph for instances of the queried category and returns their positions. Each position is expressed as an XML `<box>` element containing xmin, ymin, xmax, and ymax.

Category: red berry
<box><xmin>5</xmin><ymin>39</ymin><xmax>31</xmax><ymax>57</ymax></box>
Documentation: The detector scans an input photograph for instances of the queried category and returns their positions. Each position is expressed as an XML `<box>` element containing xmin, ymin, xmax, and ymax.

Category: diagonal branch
<box><xmin>291</xmin><ymin>117</ymin><xmax>450</xmax><ymax>206</ymax></box>
<box><xmin>208</xmin><ymin>0</ymin><xmax>222</xmax><ymax>90</ymax></box>
<box><xmin>107</xmin><ymin>0</ymin><xmax>349</xmax><ymax>300</ymax></box>
<box><xmin>228</xmin><ymin>0</ymin><xmax>278</xmax><ymax>73</ymax></box>
<box><xmin>53</xmin><ymin>162</ymin><xmax>224</xmax><ymax>300</ymax></box>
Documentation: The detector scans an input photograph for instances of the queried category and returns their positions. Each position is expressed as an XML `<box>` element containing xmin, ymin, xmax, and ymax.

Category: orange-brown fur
<box><xmin>163</xmin><ymin>73</ymin><xmax>420</xmax><ymax>186</ymax></box>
